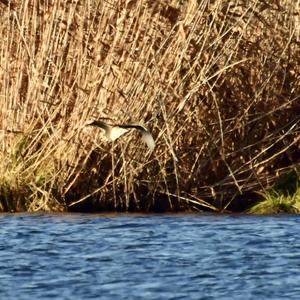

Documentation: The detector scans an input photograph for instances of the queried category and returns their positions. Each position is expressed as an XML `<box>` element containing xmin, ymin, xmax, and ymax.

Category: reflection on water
<box><xmin>0</xmin><ymin>213</ymin><xmax>300</xmax><ymax>299</ymax></box>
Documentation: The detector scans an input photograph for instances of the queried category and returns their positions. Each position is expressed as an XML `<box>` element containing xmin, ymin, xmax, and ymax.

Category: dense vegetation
<box><xmin>0</xmin><ymin>0</ymin><xmax>299</xmax><ymax>213</ymax></box>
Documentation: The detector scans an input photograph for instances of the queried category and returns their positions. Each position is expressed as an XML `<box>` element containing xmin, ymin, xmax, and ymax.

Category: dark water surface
<box><xmin>0</xmin><ymin>213</ymin><xmax>300</xmax><ymax>299</ymax></box>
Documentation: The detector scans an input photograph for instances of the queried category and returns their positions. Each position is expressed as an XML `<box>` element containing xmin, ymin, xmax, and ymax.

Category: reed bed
<box><xmin>0</xmin><ymin>0</ymin><xmax>299</xmax><ymax>212</ymax></box>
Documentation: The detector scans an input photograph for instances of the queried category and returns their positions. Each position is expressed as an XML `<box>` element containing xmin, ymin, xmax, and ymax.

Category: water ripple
<box><xmin>0</xmin><ymin>213</ymin><xmax>300</xmax><ymax>299</ymax></box>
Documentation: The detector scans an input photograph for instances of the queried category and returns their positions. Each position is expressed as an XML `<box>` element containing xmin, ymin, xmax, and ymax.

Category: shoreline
<box><xmin>0</xmin><ymin>1</ymin><xmax>299</xmax><ymax>214</ymax></box>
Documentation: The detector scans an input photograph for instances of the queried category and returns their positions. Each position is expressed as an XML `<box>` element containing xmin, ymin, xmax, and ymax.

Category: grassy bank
<box><xmin>248</xmin><ymin>188</ymin><xmax>300</xmax><ymax>214</ymax></box>
<box><xmin>249</xmin><ymin>169</ymin><xmax>300</xmax><ymax>214</ymax></box>
<box><xmin>0</xmin><ymin>0</ymin><xmax>299</xmax><ymax>213</ymax></box>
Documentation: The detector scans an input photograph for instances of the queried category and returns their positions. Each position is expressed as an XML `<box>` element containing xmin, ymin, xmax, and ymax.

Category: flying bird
<box><xmin>87</xmin><ymin>119</ymin><xmax>155</xmax><ymax>150</ymax></box>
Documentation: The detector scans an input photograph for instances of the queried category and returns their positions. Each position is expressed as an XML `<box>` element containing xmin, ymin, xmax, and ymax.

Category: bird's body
<box><xmin>87</xmin><ymin>120</ymin><xmax>155</xmax><ymax>150</ymax></box>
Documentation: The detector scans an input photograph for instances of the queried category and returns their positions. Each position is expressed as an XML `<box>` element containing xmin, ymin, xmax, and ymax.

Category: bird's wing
<box><xmin>141</xmin><ymin>130</ymin><xmax>155</xmax><ymax>150</ymax></box>
<box><xmin>118</xmin><ymin>124</ymin><xmax>155</xmax><ymax>150</ymax></box>
<box><xmin>87</xmin><ymin>120</ymin><xmax>110</xmax><ymax>131</ymax></box>
<box><xmin>117</xmin><ymin>124</ymin><xmax>146</xmax><ymax>131</ymax></box>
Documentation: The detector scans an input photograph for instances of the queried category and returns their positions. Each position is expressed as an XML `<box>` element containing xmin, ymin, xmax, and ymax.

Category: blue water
<box><xmin>0</xmin><ymin>213</ymin><xmax>300</xmax><ymax>299</ymax></box>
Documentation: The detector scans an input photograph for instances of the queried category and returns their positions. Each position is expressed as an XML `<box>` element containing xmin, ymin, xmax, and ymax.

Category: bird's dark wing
<box><xmin>87</xmin><ymin>120</ymin><xmax>110</xmax><ymax>131</ymax></box>
<box><xmin>116</xmin><ymin>124</ymin><xmax>145</xmax><ymax>131</ymax></box>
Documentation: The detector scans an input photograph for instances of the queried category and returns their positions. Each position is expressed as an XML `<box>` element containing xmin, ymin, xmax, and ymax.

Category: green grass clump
<box><xmin>249</xmin><ymin>168</ymin><xmax>300</xmax><ymax>214</ymax></box>
<box><xmin>248</xmin><ymin>189</ymin><xmax>300</xmax><ymax>214</ymax></box>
